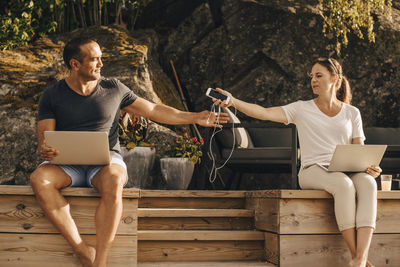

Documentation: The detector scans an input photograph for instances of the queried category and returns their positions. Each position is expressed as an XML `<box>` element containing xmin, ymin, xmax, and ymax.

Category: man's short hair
<box><xmin>63</xmin><ymin>37</ymin><xmax>97</xmax><ymax>69</ymax></box>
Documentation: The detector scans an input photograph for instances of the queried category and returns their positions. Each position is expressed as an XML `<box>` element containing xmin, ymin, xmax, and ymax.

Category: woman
<box><xmin>213</xmin><ymin>58</ymin><xmax>381</xmax><ymax>267</ymax></box>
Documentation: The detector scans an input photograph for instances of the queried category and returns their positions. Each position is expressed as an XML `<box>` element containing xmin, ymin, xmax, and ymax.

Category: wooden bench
<box><xmin>0</xmin><ymin>185</ymin><xmax>139</xmax><ymax>267</ymax></box>
<box><xmin>246</xmin><ymin>190</ymin><xmax>400</xmax><ymax>267</ymax></box>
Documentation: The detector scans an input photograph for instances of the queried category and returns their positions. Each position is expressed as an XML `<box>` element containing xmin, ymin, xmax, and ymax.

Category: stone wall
<box><xmin>137</xmin><ymin>0</ymin><xmax>400</xmax><ymax>127</ymax></box>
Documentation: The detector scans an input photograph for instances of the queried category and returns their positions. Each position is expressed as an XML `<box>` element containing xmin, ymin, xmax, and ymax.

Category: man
<box><xmin>30</xmin><ymin>37</ymin><xmax>227</xmax><ymax>267</ymax></box>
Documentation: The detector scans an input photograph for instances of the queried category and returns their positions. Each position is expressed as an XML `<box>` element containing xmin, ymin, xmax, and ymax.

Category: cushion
<box><xmin>215</xmin><ymin>108</ymin><xmax>254</xmax><ymax>148</ymax></box>
<box><xmin>364</xmin><ymin>127</ymin><xmax>400</xmax><ymax>145</ymax></box>
<box><xmin>247</xmin><ymin>128</ymin><xmax>292</xmax><ymax>147</ymax></box>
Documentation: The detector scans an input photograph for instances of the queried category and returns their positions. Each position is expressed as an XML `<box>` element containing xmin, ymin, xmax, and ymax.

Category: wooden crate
<box><xmin>247</xmin><ymin>190</ymin><xmax>400</xmax><ymax>267</ymax></box>
<box><xmin>0</xmin><ymin>185</ymin><xmax>139</xmax><ymax>267</ymax></box>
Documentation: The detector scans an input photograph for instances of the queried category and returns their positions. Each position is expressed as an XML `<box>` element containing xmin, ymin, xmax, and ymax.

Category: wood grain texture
<box><xmin>264</xmin><ymin>232</ymin><xmax>278</xmax><ymax>265</ymax></box>
<box><xmin>138</xmin><ymin>208</ymin><xmax>254</xmax><ymax>218</ymax></box>
<box><xmin>0</xmin><ymin>233</ymin><xmax>137</xmax><ymax>267</ymax></box>
<box><xmin>139</xmin><ymin>190</ymin><xmax>247</xmax><ymax>198</ymax></box>
<box><xmin>0</xmin><ymin>196</ymin><xmax>137</xmax><ymax>234</ymax></box>
<box><xmin>139</xmin><ymin>217</ymin><xmax>254</xmax><ymax>230</ymax></box>
<box><xmin>139</xmin><ymin>197</ymin><xmax>245</xmax><ymax>209</ymax></box>
<box><xmin>278</xmin><ymin>234</ymin><xmax>400</xmax><ymax>267</ymax></box>
<box><xmin>138</xmin><ymin>240</ymin><xmax>265</xmax><ymax>262</ymax></box>
<box><xmin>252</xmin><ymin>196</ymin><xmax>400</xmax><ymax>234</ymax></box>
<box><xmin>0</xmin><ymin>185</ymin><xmax>139</xmax><ymax>198</ymax></box>
<box><xmin>279</xmin><ymin>198</ymin><xmax>337</xmax><ymax>234</ymax></box>
<box><xmin>252</xmin><ymin>198</ymin><xmax>280</xmax><ymax>233</ymax></box>
<box><xmin>247</xmin><ymin>189</ymin><xmax>400</xmax><ymax>199</ymax></box>
<box><xmin>138</xmin><ymin>261</ymin><xmax>276</xmax><ymax>266</ymax></box>
<box><xmin>138</xmin><ymin>230</ymin><xmax>264</xmax><ymax>241</ymax></box>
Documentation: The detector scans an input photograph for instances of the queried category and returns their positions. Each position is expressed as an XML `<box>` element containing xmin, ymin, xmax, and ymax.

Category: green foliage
<box><xmin>0</xmin><ymin>0</ymin><xmax>57</xmax><ymax>50</ymax></box>
<box><xmin>319</xmin><ymin>0</ymin><xmax>392</xmax><ymax>54</ymax></box>
<box><xmin>119</xmin><ymin>113</ymin><xmax>153</xmax><ymax>150</ymax></box>
<box><xmin>0</xmin><ymin>0</ymin><xmax>149</xmax><ymax>50</ymax></box>
<box><xmin>169</xmin><ymin>133</ymin><xmax>204</xmax><ymax>165</ymax></box>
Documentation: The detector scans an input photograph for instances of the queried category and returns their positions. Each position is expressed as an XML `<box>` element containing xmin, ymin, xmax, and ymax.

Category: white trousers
<box><xmin>298</xmin><ymin>165</ymin><xmax>377</xmax><ymax>231</ymax></box>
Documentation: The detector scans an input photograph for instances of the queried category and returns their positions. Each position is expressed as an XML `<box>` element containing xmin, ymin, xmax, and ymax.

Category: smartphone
<box><xmin>206</xmin><ymin>88</ymin><xmax>230</xmax><ymax>104</ymax></box>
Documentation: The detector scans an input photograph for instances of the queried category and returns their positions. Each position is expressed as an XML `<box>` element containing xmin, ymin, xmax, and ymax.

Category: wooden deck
<box><xmin>0</xmin><ymin>186</ymin><xmax>399</xmax><ymax>266</ymax></box>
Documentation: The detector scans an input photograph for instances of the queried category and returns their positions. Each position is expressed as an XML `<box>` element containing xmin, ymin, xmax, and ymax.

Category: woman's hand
<box><xmin>366</xmin><ymin>165</ymin><xmax>382</xmax><ymax>178</ymax></box>
<box><xmin>211</xmin><ymin>88</ymin><xmax>234</xmax><ymax>108</ymax></box>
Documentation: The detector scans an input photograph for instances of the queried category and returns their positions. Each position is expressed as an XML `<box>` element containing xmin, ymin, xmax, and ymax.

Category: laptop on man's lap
<box><xmin>44</xmin><ymin>131</ymin><xmax>110</xmax><ymax>165</ymax></box>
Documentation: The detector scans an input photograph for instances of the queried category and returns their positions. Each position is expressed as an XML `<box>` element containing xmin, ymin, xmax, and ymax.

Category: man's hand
<box><xmin>196</xmin><ymin>110</ymin><xmax>229</xmax><ymax>128</ymax></box>
<box><xmin>366</xmin><ymin>165</ymin><xmax>382</xmax><ymax>178</ymax></box>
<box><xmin>39</xmin><ymin>142</ymin><xmax>59</xmax><ymax>161</ymax></box>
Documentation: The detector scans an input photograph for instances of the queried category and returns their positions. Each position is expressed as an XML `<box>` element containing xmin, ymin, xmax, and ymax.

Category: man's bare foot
<box><xmin>366</xmin><ymin>260</ymin><xmax>374</xmax><ymax>267</ymax></box>
<box><xmin>77</xmin><ymin>246</ymin><xmax>96</xmax><ymax>267</ymax></box>
<box><xmin>350</xmin><ymin>257</ymin><xmax>367</xmax><ymax>267</ymax></box>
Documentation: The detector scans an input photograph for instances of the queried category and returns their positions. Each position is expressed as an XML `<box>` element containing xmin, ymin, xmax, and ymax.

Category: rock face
<box><xmin>137</xmin><ymin>0</ymin><xmax>400</xmax><ymax>127</ymax></box>
<box><xmin>0</xmin><ymin>26</ymin><xmax>182</xmax><ymax>185</ymax></box>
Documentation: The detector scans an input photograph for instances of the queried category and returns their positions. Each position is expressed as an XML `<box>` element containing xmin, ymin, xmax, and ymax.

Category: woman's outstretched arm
<box><xmin>212</xmin><ymin>88</ymin><xmax>288</xmax><ymax>124</ymax></box>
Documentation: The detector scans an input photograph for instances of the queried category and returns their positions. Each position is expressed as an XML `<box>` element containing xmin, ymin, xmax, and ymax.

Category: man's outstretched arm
<box><xmin>122</xmin><ymin>97</ymin><xmax>229</xmax><ymax>127</ymax></box>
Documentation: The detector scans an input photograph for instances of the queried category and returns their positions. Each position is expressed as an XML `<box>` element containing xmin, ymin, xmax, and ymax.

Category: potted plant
<box><xmin>119</xmin><ymin>112</ymin><xmax>155</xmax><ymax>188</ymax></box>
<box><xmin>160</xmin><ymin>133</ymin><xmax>203</xmax><ymax>190</ymax></box>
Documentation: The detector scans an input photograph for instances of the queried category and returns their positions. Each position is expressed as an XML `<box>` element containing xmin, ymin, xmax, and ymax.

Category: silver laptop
<box><xmin>318</xmin><ymin>144</ymin><xmax>387</xmax><ymax>172</ymax></box>
<box><xmin>44</xmin><ymin>131</ymin><xmax>111</xmax><ymax>165</ymax></box>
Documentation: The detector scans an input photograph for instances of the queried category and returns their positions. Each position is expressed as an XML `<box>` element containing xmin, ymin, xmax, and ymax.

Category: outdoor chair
<box><xmin>197</xmin><ymin>117</ymin><xmax>299</xmax><ymax>190</ymax></box>
<box><xmin>364</xmin><ymin>127</ymin><xmax>400</xmax><ymax>175</ymax></box>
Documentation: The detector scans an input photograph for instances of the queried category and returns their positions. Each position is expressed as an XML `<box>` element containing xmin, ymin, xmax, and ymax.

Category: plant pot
<box><xmin>121</xmin><ymin>147</ymin><xmax>156</xmax><ymax>188</ymax></box>
<box><xmin>160</xmin><ymin>157</ymin><xmax>195</xmax><ymax>190</ymax></box>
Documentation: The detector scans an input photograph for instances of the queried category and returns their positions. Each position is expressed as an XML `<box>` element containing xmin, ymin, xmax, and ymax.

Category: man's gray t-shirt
<box><xmin>38</xmin><ymin>78</ymin><xmax>137</xmax><ymax>153</ymax></box>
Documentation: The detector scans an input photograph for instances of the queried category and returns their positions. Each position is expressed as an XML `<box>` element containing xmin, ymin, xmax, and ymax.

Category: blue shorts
<box><xmin>40</xmin><ymin>152</ymin><xmax>127</xmax><ymax>187</ymax></box>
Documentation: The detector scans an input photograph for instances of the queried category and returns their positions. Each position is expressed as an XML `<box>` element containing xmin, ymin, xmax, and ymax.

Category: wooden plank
<box><xmin>246</xmin><ymin>191</ymin><xmax>282</xmax><ymax>199</ymax></box>
<box><xmin>138</xmin><ymin>240</ymin><xmax>265</xmax><ymax>262</ymax></box>
<box><xmin>138</xmin><ymin>261</ymin><xmax>276</xmax><ymax>267</ymax></box>
<box><xmin>0</xmin><ymin>185</ymin><xmax>139</xmax><ymax>198</ymax></box>
<box><xmin>279</xmin><ymin>198</ymin><xmax>337</xmax><ymax>234</ymax></box>
<box><xmin>280</xmin><ymin>190</ymin><xmax>333</xmax><ymax>199</ymax></box>
<box><xmin>278</xmin><ymin>198</ymin><xmax>400</xmax><ymax>234</ymax></box>
<box><xmin>0</xmin><ymin>233</ymin><xmax>137</xmax><ymax>267</ymax></box>
<box><xmin>279</xmin><ymin>234</ymin><xmax>400</xmax><ymax>267</ymax></box>
<box><xmin>139</xmin><ymin>190</ymin><xmax>247</xmax><ymax>198</ymax></box>
<box><xmin>264</xmin><ymin>232</ymin><xmax>278</xmax><ymax>266</ymax></box>
<box><xmin>247</xmin><ymin>189</ymin><xmax>400</xmax><ymax>199</ymax></box>
<box><xmin>0</xmin><ymin>195</ymin><xmax>137</xmax><ymax>235</ymax></box>
<box><xmin>253</xmin><ymin>197</ymin><xmax>400</xmax><ymax>234</ymax></box>
<box><xmin>376</xmin><ymin>199</ymin><xmax>400</xmax><ymax>233</ymax></box>
<box><xmin>139</xmin><ymin>217</ymin><xmax>254</xmax><ymax>230</ymax></box>
<box><xmin>377</xmin><ymin>191</ymin><xmax>400</xmax><ymax>199</ymax></box>
<box><xmin>249</xmin><ymin>198</ymin><xmax>279</xmax><ymax>233</ymax></box>
<box><xmin>138</xmin><ymin>208</ymin><xmax>254</xmax><ymax>218</ymax></box>
<box><xmin>139</xmin><ymin>197</ymin><xmax>245</xmax><ymax>209</ymax></box>
<box><xmin>138</xmin><ymin>230</ymin><xmax>264</xmax><ymax>241</ymax></box>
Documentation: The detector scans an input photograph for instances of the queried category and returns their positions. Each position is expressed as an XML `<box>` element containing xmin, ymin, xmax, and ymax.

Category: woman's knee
<box><xmin>352</xmin><ymin>173</ymin><xmax>377</xmax><ymax>193</ymax></box>
<box><xmin>331</xmin><ymin>177</ymin><xmax>356</xmax><ymax>197</ymax></box>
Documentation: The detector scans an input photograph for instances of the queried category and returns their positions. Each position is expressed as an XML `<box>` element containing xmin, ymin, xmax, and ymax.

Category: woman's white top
<box><xmin>282</xmin><ymin>100</ymin><xmax>365</xmax><ymax>168</ymax></box>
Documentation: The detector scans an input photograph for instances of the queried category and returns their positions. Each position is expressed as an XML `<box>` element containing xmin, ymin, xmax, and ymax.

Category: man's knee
<box><xmin>95</xmin><ymin>166</ymin><xmax>126</xmax><ymax>197</ymax></box>
<box><xmin>30</xmin><ymin>166</ymin><xmax>50</xmax><ymax>189</ymax></box>
<box><xmin>30</xmin><ymin>165</ymin><xmax>70</xmax><ymax>192</ymax></box>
